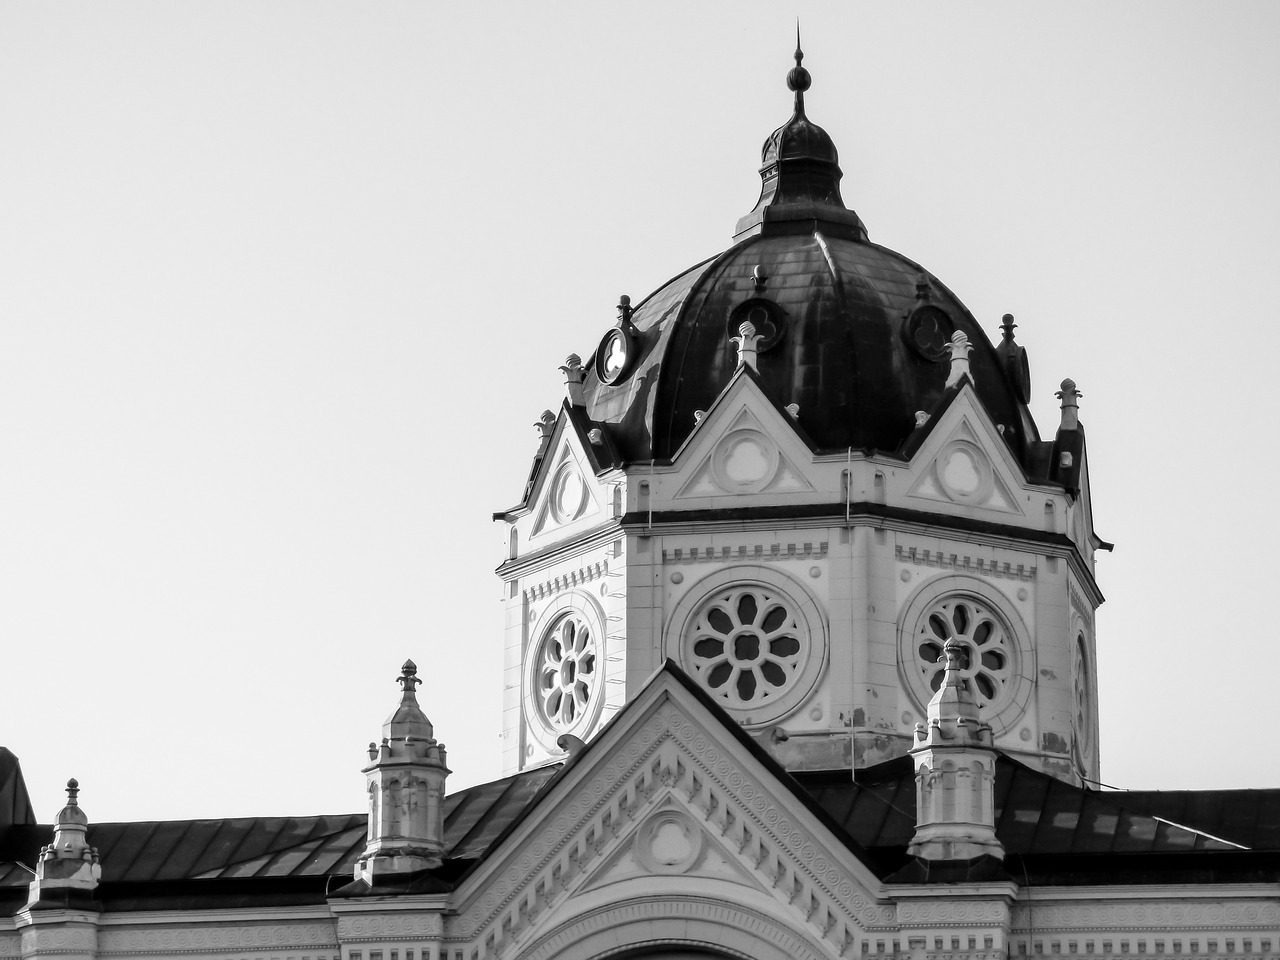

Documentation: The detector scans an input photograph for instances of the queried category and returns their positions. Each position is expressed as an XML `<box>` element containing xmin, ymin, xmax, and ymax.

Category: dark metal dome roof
<box><xmin>581</xmin><ymin>49</ymin><xmax>1039</xmax><ymax>468</ymax></box>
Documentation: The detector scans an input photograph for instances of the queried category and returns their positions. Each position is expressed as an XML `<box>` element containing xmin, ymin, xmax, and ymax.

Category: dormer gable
<box><xmin>895</xmin><ymin>383</ymin><xmax>1046</xmax><ymax>524</ymax></box>
<box><xmin>524</xmin><ymin>410</ymin><xmax>613</xmax><ymax>545</ymax></box>
<box><xmin>659</xmin><ymin>367</ymin><xmax>824</xmax><ymax>508</ymax></box>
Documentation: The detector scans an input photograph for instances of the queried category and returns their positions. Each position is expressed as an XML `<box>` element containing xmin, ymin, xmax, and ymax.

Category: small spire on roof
<box><xmin>560</xmin><ymin>354</ymin><xmax>586</xmax><ymax>406</ymax></box>
<box><xmin>787</xmin><ymin>23</ymin><xmax>811</xmax><ymax>117</ymax></box>
<box><xmin>617</xmin><ymin>294</ymin><xmax>633</xmax><ymax>325</ymax></box>
<box><xmin>65</xmin><ymin>778</ymin><xmax>79</xmax><ymax>806</ymax></box>
<box><xmin>1000</xmin><ymin>313</ymin><xmax>1018</xmax><ymax>342</ymax></box>
<box><xmin>1056</xmin><ymin>378</ymin><xmax>1081</xmax><ymax>430</ymax></box>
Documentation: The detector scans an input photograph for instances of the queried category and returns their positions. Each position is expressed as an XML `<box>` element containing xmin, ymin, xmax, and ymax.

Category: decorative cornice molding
<box><xmin>1011</xmin><ymin>897</ymin><xmax>1280</xmax><ymax>934</ymax></box>
<box><xmin>663</xmin><ymin>541</ymin><xmax>827</xmax><ymax>565</ymax></box>
<box><xmin>523</xmin><ymin>559</ymin><xmax>610</xmax><ymax>602</ymax></box>
<box><xmin>335</xmin><ymin>915</ymin><xmax>443</xmax><ymax>942</ymax></box>
<box><xmin>895</xmin><ymin>544</ymin><xmax>1035</xmax><ymax>582</ymax></box>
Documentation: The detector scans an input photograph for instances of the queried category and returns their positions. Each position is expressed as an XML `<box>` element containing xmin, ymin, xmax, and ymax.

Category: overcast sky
<box><xmin>3</xmin><ymin>2</ymin><xmax>1279</xmax><ymax>822</ymax></box>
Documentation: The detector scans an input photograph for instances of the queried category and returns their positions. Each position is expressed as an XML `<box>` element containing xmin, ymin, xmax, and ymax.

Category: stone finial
<box><xmin>397</xmin><ymin>659</ymin><xmax>421</xmax><ymax>691</ymax></box>
<box><xmin>560</xmin><ymin>354</ymin><xmax>586</xmax><ymax>406</ymax></box>
<box><xmin>358</xmin><ymin>660</ymin><xmax>451</xmax><ymax>885</ymax></box>
<box><xmin>945</xmin><ymin>331</ymin><xmax>973</xmax><ymax>389</ymax></box>
<box><xmin>732</xmin><ymin>320</ymin><xmax>762</xmax><ymax>371</ymax></box>
<box><xmin>534</xmin><ymin>410</ymin><xmax>556</xmax><ymax>440</ymax></box>
<box><xmin>907</xmin><ymin>640</ymin><xmax>1003</xmax><ymax>863</ymax></box>
<box><xmin>1056</xmin><ymin>378</ymin><xmax>1081</xmax><ymax>431</ymax></box>
<box><xmin>1000</xmin><ymin>313</ymin><xmax>1017</xmax><ymax>342</ymax></box>
<box><xmin>617</xmin><ymin>294</ymin><xmax>633</xmax><ymax>325</ymax></box>
<box><xmin>26</xmin><ymin>778</ymin><xmax>101</xmax><ymax>905</ymax></box>
<box><xmin>752</xmin><ymin>264</ymin><xmax>769</xmax><ymax>294</ymax></box>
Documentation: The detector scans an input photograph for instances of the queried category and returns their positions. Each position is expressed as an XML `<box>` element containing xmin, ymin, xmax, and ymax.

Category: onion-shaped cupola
<box><xmin>735</xmin><ymin>35</ymin><xmax>867</xmax><ymax>241</ymax></box>
<box><xmin>575</xmin><ymin>45</ymin><xmax>1042</xmax><ymax>477</ymax></box>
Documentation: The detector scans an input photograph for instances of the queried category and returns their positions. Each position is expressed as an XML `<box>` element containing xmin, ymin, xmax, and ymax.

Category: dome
<box><xmin>581</xmin><ymin>50</ymin><xmax>1039</xmax><ymax>468</ymax></box>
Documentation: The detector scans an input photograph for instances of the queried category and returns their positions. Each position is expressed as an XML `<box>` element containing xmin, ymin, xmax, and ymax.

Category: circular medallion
<box><xmin>725</xmin><ymin>298</ymin><xmax>786</xmax><ymax>352</ymax></box>
<box><xmin>1010</xmin><ymin>344</ymin><xmax>1032</xmax><ymax>402</ymax></box>
<box><xmin>710</xmin><ymin>429</ymin><xmax>778</xmax><ymax>493</ymax></box>
<box><xmin>549</xmin><ymin>462</ymin><xmax>588</xmax><ymax>523</ymax></box>
<box><xmin>595</xmin><ymin>326</ymin><xmax>636</xmax><ymax>385</ymax></box>
<box><xmin>634</xmin><ymin>809</ymin><xmax>702</xmax><ymax>873</ymax></box>
<box><xmin>904</xmin><ymin>305</ymin><xmax>954</xmax><ymax>362</ymax></box>
<box><xmin>935</xmin><ymin>440</ymin><xmax>993</xmax><ymax>504</ymax></box>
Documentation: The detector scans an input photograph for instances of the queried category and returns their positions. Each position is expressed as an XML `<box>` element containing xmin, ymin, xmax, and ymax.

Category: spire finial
<box><xmin>787</xmin><ymin>23</ymin><xmax>811</xmax><ymax>116</ymax></box>
<box><xmin>945</xmin><ymin>331</ymin><xmax>973</xmax><ymax>388</ymax></box>
<box><xmin>1000</xmin><ymin>313</ymin><xmax>1018</xmax><ymax>342</ymax></box>
<box><xmin>65</xmin><ymin>778</ymin><xmax>79</xmax><ymax>805</ymax></box>
<box><xmin>397</xmin><ymin>659</ymin><xmax>421</xmax><ymax>692</ymax></box>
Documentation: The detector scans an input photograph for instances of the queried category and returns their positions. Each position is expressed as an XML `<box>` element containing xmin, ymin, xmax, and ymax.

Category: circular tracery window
<box><xmin>913</xmin><ymin>597</ymin><xmax>1013</xmax><ymax>707</ymax></box>
<box><xmin>535</xmin><ymin>612</ymin><xmax>598</xmax><ymax>731</ymax></box>
<box><xmin>1073</xmin><ymin>633</ymin><xmax>1092</xmax><ymax>756</ymax></box>
<box><xmin>686</xmin><ymin>586</ymin><xmax>805</xmax><ymax>710</ymax></box>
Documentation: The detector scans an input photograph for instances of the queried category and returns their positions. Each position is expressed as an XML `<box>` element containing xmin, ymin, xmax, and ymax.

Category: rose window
<box><xmin>686</xmin><ymin>587</ymin><xmax>805</xmax><ymax>708</ymax></box>
<box><xmin>1074</xmin><ymin>634</ymin><xmax>1091</xmax><ymax>752</ymax></box>
<box><xmin>536</xmin><ymin>613</ymin><xmax>597</xmax><ymax>730</ymax></box>
<box><xmin>913</xmin><ymin>597</ymin><xmax>1012</xmax><ymax>708</ymax></box>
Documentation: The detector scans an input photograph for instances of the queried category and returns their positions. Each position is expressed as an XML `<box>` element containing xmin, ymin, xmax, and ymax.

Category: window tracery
<box><xmin>668</xmin><ymin>567</ymin><xmax>827</xmax><ymax>726</ymax></box>
<box><xmin>535</xmin><ymin>612</ymin><xmax>597</xmax><ymax>731</ymax></box>
<box><xmin>897</xmin><ymin>576</ymin><xmax>1032</xmax><ymax>735</ymax></box>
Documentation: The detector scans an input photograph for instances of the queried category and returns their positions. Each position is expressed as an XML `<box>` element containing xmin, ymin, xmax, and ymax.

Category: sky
<box><xmin>2</xmin><ymin>2</ymin><xmax>1279</xmax><ymax>823</ymax></box>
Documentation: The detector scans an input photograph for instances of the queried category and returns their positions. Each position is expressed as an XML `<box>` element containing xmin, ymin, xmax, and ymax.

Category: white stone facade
<box><xmin>499</xmin><ymin>377</ymin><xmax>1103</xmax><ymax>785</ymax></box>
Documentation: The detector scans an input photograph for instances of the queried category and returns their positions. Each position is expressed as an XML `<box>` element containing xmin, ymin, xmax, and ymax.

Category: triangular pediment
<box><xmin>528</xmin><ymin>420</ymin><xmax>605</xmax><ymax>542</ymax></box>
<box><xmin>670</xmin><ymin>370</ymin><xmax>818</xmax><ymax>502</ymax></box>
<box><xmin>447</xmin><ymin>667</ymin><xmax>892</xmax><ymax>959</ymax></box>
<box><xmin>574</xmin><ymin>795</ymin><xmax>767</xmax><ymax>896</ymax></box>
<box><xmin>903</xmin><ymin>386</ymin><xmax>1029</xmax><ymax>518</ymax></box>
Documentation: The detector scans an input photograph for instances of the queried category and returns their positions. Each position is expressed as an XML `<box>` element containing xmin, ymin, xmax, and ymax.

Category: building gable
<box><xmin>525</xmin><ymin>417</ymin><xmax>609</xmax><ymax>545</ymax></box>
<box><xmin>446</xmin><ymin>667</ymin><xmax>895</xmax><ymax>960</ymax></box>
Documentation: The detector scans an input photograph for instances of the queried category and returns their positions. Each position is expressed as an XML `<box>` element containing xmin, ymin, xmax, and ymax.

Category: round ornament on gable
<box><xmin>935</xmin><ymin>440</ymin><xmax>993</xmax><ymax>504</ymax></box>
<box><xmin>710</xmin><ymin>429</ymin><xmax>778</xmax><ymax>493</ymax></box>
<box><xmin>549</xmin><ymin>462</ymin><xmax>589</xmax><ymax>524</ymax></box>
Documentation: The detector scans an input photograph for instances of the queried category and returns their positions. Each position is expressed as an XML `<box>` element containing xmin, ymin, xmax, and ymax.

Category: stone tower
<box><xmin>494</xmin><ymin>46</ymin><xmax>1105</xmax><ymax>786</ymax></box>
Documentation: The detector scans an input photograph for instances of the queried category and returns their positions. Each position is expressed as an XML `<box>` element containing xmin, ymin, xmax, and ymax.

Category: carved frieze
<box><xmin>523</xmin><ymin>560</ymin><xmax>609</xmax><ymax>603</ymax></box>
<box><xmin>336</xmin><ymin>915</ymin><xmax>444</xmax><ymax>941</ymax></box>
<box><xmin>896</xmin><ymin>545</ymin><xmax>1035</xmax><ymax>581</ymax></box>
<box><xmin>663</xmin><ymin>542</ymin><xmax>827</xmax><ymax>565</ymax></box>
